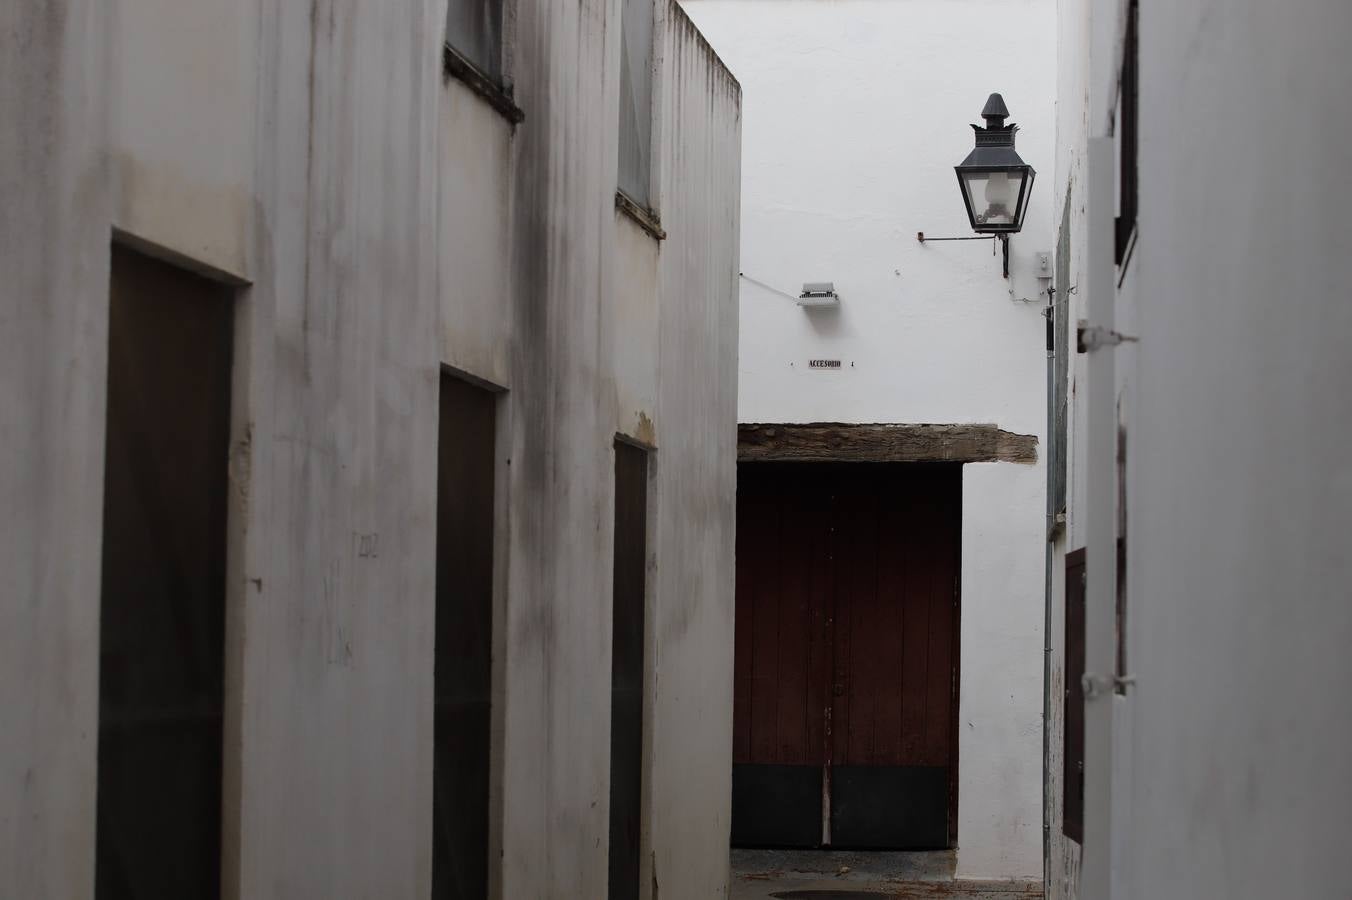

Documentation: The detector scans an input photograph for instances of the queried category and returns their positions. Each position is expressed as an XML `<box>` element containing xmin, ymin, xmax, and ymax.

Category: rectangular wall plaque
<box><xmin>808</xmin><ymin>359</ymin><xmax>842</xmax><ymax>369</ymax></box>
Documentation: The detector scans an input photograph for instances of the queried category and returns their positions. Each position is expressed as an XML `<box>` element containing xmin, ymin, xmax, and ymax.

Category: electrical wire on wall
<box><xmin>738</xmin><ymin>272</ymin><xmax>801</xmax><ymax>303</ymax></box>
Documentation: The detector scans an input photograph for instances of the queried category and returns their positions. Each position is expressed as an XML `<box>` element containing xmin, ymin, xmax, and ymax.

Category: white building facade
<box><xmin>1046</xmin><ymin>0</ymin><xmax>1352</xmax><ymax>898</ymax></box>
<box><xmin>1</xmin><ymin>1</ymin><xmax>741</xmax><ymax>898</ymax></box>
<box><xmin>683</xmin><ymin>0</ymin><xmax>1055</xmax><ymax>883</ymax></box>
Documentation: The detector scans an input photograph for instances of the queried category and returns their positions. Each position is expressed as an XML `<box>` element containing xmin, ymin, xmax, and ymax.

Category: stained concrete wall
<box><xmin>648</xmin><ymin>13</ymin><xmax>742</xmax><ymax>896</ymax></box>
<box><xmin>1</xmin><ymin>3</ymin><xmax>111</xmax><ymax>897</ymax></box>
<box><xmin>1049</xmin><ymin>0</ymin><xmax>1352</xmax><ymax>897</ymax></box>
<box><xmin>1044</xmin><ymin>0</ymin><xmax>1090</xmax><ymax>894</ymax></box>
<box><xmin>680</xmin><ymin>0</ymin><xmax>1054</xmax><ymax>881</ymax></box>
<box><xmin>1</xmin><ymin>0</ymin><xmax>741</xmax><ymax>897</ymax></box>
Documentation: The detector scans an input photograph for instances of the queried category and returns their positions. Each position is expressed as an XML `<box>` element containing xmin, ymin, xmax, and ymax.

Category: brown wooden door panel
<box><xmin>735</xmin><ymin>475</ymin><xmax>832</xmax><ymax>768</ymax></box>
<box><xmin>731</xmin><ymin>492</ymin><xmax>764</xmax><ymax>764</ymax></box>
<box><xmin>923</xmin><ymin>489</ymin><xmax>959</xmax><ymax>768</ymax></box>
<box><xmin>742</xmin><ymin>491</ymin><xmax>783</xmax><ymax>765</ymax></box>
<box><xmin>874</xmin><ymin>500</ymin><xmax>912</xmax><ymax>768</ymax></box>
<box><xmin>774</xmin><ymin>510</ymin><xmax>829</xmax><ymax>765</ymax></box>
<box><xmin>832</xmin><ymin>471</ymin><xmax>956</xmax><ymax>771</ymax></box>
<box><xmin>733</xmin><ymin>463</ymin><xmax>961</xmax><ymax>850</ymax></box>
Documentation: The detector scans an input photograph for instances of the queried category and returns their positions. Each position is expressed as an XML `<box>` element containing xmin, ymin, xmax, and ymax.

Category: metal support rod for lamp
<box><xmin>916</xmin><ymin>232</ymin><xmax>1010</xmax><ymax>278</ymax></box>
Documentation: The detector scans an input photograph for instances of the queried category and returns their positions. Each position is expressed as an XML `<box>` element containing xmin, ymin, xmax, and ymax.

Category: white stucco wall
<box><xmin>110</xmin><ymin>0</ymin><xmax>257</xmax><ymax>280</ymax></box>
<box><xmin>1</xmin><ymin>4</ymin><xmax>111</xmax><ymax>897</ymax></box>
<box><xmin>681</xmin><ymin>0</ymin><xmax>1055</xmax><ymax>880</ymax></box>
<box><xmin>1</xmin><ymin>1</ymin><xmax>741</xmax><ymax>897</ymax></box>
<box><xmin>1127</xmin><ymin>2</ymin><xmax>1352</xmax><ymax>897</ymax></box>
<box><xmin>1044</xmin><ymin>0</ymin><xmax>1090</xmax><ymax>895</ymax></box>
<box><xmin>1050</xmin><ymin>1</ymin><xmax>1352</xmax><ymax>897</ymax></box>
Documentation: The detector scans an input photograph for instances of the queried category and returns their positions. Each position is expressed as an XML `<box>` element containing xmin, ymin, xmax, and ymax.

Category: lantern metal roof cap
<box><xmin>958</xmin><ymin>93</ymin><xmax>1033</xmax><ymax>171</ymax></box>
<box><xmin>981</xmin><ymin>92</ymin><xmax>1010</xmax><ymax>125</ymax></box>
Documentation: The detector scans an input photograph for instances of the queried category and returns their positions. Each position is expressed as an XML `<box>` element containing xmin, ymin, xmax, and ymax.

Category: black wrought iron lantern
<box><xmin>955</xmin><ymin>94</ymin><xmax>1035</xmax><ymax>234</ymax></box>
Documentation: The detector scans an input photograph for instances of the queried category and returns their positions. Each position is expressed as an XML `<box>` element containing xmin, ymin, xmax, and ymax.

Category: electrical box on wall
<box><xmin>1036</xmin><ymin>252</ymin><xmax>1053</xmax><ymax>279</ymax></box>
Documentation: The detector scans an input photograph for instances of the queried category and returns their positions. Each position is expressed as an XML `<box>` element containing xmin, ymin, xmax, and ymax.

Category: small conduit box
<box><xmin>798</xmin><ymin>282</ymin><xmax>841</xmax><ymax>308</ymax></box>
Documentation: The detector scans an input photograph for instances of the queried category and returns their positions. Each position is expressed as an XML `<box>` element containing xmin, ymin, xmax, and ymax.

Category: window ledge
<box><xmin>615</xmin><ymin>192</ymin><xmax>666</xmax><ymax>241</ymax></box>
<box><xmin>443</xmin><ymin>44</ymin><xmax>524</xmax><ymax>126</ymax></box>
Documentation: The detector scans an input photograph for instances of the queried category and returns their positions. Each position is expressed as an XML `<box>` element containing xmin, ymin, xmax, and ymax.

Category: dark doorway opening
<box><xmin>433</xmin><ymin>374</ymin><xmax>498</xmax><ymax>899</ymax></box>
<box><xmin>97</xmin><ymin>244</ymin><xmax>235</xmax><ymax>899</ymax></box>
<box><xmin>609</xmin><ymin>440</ymin><xmax>649</xmax><ymax>900</ymax></box>
<box><xmin>732</xmin><ymin>462</ymin><xmax>961</xmax><ymax>851</ymax></box>
<box><xmin>1062</xmin><ymin>548</ymin><xmax>1086</xmax><ymax>844</ymax></box>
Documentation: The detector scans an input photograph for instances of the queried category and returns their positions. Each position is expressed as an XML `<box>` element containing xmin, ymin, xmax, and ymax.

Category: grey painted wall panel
<box><xmin>3</xmin><ymin>0</ymin><xmax>739</xmax><ymax>897</ymax></box>
<box><xmin>1</xmin><ymin>2</ymin><xmax>111</xmax><ymax>897</ymax></box>
<box><xmin>1051</xmin><ymin>1</ymin><xmax>1352</xmax><ymax>897</ymax></box>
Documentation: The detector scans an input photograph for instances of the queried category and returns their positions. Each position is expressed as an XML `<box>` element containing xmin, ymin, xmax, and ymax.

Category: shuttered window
<box><xmin>1115</xmin><ymin>0</ymin><xmax>1139</xmax><ymax>265</ymax></box>
<box><xmin>446</xmin><ymin>0</ymin><xmax>503</xmax><ymax>82</ymax></box>
<box><xmin>618</xmin><ymin>0</ymin><xmax>655</xmax><ymax>207</ymax></box>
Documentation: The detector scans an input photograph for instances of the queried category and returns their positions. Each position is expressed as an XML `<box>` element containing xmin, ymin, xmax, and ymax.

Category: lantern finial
<box><xmin>981</xmin><ymin>93</ymin><xmax>1010</xmax><ymax>128</ymax></box>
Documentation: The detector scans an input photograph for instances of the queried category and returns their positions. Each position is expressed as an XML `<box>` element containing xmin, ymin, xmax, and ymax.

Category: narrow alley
<box><xmin>3</xmin><ymin>0</ymin><xmax>1350</xmax><ymax>898</ymax></box>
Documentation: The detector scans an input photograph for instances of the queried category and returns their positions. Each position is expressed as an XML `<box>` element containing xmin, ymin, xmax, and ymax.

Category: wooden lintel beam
<box><xmin>738</xmin><ymin>423</ymin><xmax>1038</xmax><ymax>465</ymax></box>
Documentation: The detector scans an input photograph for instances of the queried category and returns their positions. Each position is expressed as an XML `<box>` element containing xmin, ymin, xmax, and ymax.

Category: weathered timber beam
<box><xmin>738</xmin><ymin>422</ymin><xmax>1038</xmax><ymax>464</ymax></box>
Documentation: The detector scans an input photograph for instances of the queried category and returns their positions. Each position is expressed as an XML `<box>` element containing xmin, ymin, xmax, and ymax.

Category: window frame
<box><xmin>616</xmin><ymin>0</ymin><xmax>665</xmax><ymax>238</ymax></box>
<box><xmin>443</xmin><ymin>0</ymin><xmax>524</xmax><ymax>126</ymax></box>
<box><xmin>1114</xmin><ymin>0</ymin><xmax>1139</xmax><ymax>267</ymax></box>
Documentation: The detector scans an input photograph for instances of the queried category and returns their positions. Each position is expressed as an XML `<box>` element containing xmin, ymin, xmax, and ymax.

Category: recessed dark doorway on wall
<box><xmin>609</xmin><ymin>439</ymin><xmax>649</xmax><ymax>900</ymax></box>
<box><xmin>433</xmin><ymin>373</ymin><xmax>499</xmax><ymax>900</ymax></box>
<box><xmin>732</xmin><ymin>462</ymin><xmax>962</xmax><ymax>851</ymax></box>
<box><xmin>97</xmin><ymin>244</ymin><xmax>235</xmax><ymax>899</ymax></box>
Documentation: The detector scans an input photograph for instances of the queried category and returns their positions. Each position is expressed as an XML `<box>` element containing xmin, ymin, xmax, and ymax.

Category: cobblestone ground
<box><xmin>730</xmin><ymin>850</ymin><xmax>1043</xmax><ymax>900</ymax></box>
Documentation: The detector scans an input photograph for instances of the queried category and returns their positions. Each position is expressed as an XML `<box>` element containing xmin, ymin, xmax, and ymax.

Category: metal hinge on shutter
<box><xmin>1077</xmin><ymin>322</ymin><xmax>1138</xmax><ymax>353</ymax></box>
<box><xmin>1081</xmin><ymin>672</ymin><xmax>1137</xmax><ymax>699</ymax></box>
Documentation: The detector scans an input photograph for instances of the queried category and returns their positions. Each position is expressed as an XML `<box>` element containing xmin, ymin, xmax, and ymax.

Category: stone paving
<box><xmin>730</xmin><ymin>850</ymin><xmax>1043</xmax><ymax>900</ymax></box>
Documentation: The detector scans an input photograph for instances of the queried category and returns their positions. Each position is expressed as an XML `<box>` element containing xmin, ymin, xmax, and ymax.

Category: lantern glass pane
<box><xmin>961</xmin><ymin>169</ymin><xmax>1027</xmax><ymax>228</ymax></box>
<box><xmin>1017</xmin><ymin>170</ymin><xmax>1036</xmax><ymax>223</ymax></box>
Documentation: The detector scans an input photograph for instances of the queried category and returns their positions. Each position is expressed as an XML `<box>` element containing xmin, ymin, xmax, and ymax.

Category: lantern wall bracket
<box><xmin>916</xmin><ymin>232</ymin><xmax>1010</xmax><ymax>278</ymax></box>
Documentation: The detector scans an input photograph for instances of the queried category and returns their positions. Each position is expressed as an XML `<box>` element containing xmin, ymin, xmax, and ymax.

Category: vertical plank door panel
<box><xmin>731</xmin><ymin>465</ymin><xmax>827</xmax><ymax>847</ymax></box>
<box><xmin>1063</xmin><ymin>548</ymin><xmax>1087</xmax><ymax>844</ymax></box>
<box><xmin>923</xmin><ymin>496</ymin><xmax>957</xmax><ymax>767</ymax></box>
<box><xmin>608</xmin><ymin>441</ymin><xmax>648</xmax><ymax>900</ymax></box>
<box><xmin>733</xmin><ymin>462</ymin><xmax>961</xmax><ymax>851</ymax></box>
<box><xmin>828</xmin><ymin>465</ymin><xmax>958</xmax><ymax>850</ymax></box>
<box><xmin>898</xmin><ymin>484</ymin><xmax>934</xmax><ymax>766</ymax></box>
<box><xmin>871</xmin><ymin>494</ymin><xmax>907</xmax><ymax>767</ymax></box>
<box><xmin>839</xmin><ymin>484</ymin><xmax>885</xmax><ymax>767</ymax></box>
<box><xmin>732</xmin><ymin>493</ymin><xmax>770</xmax><ymax>764</ymax></box>
<box><xmin>97</xmin><ymin>245</ymin><xmax>234</xmax><ymax>900</ymax></box>
<box><xmin>746</xmin><ymin>487</ymin><xmax>783</xmax><ymax>765</ymax></box>
<box><xmin>433</xmin><ymin>375</ymin><xmax>498</xmax><ymax>900</ymax></box>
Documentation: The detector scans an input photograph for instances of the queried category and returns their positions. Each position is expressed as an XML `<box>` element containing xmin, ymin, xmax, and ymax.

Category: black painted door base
<box><xmin>731</xmin><ymin>765</ymin><xmax>822</xmax><ymax>848</ymax></box>
<box><xmin>732</xmin><ymin>764</ymin><xmax>949</xmax><ymax>849</ymax></box>
<box><xmin>829</xmin><ymin>766</ymin><xmax>949</xmax><ymax>849</ymax></box>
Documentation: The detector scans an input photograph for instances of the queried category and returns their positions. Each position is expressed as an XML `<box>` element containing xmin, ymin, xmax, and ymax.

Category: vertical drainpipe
<box><xmin>1081</xmin><ymin>135</ymin><xmax>1118</xmax><ymax>900</ymax></box>
<box><xmin>1041</xmin><ymin>280</ymin><xmax>1056</xmax><ymax>897</ymax></box>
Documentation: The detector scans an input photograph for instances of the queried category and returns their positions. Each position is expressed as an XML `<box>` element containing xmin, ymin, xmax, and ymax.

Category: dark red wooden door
<box><xmin>732</xmin><ymin>463</ymin><xmax>960</xmax><ymax>850</ymax></box>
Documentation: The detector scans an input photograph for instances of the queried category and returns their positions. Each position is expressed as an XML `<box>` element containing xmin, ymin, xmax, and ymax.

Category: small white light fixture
<box><xmin>798</xmin><ymin>282</ymin><xmax>840</xmax><ymax>308</ymax></box>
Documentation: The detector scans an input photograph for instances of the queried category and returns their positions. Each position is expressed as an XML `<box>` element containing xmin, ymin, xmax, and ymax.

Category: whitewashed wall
<box><xmin>1044</xmin><ymin>0</ymin><xmax>1090</xmax><ymax>894</ymax></box>
<box><xmin>1050</xmin><ymin>1</ymin><xmax>1352</xmax><ymax>898</ymax></box>
<box><xmin>0</xmin><ymin>0</ymin><xmax>740</xmax><ymax>897</ymax></box>
<box><xmin>681</xmin><ymin>0</ymin><xmax>1055</xmax><ymax>881</ymax></box>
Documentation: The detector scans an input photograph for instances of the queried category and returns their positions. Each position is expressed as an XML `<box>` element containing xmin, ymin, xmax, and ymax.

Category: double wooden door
<box><xmin>732</xmin><ymin>463</ymin><xmax>960</xmax><ymax>850</ymax></box>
